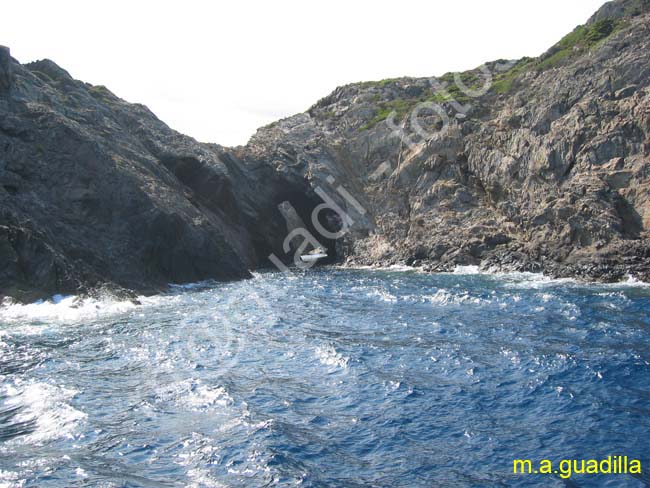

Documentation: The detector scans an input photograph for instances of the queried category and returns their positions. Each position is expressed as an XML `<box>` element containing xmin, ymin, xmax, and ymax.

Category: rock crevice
<box><xmin>2</xmin><ymin>0</ymin><xmax>650</xmax><ymax>300</ymax></box>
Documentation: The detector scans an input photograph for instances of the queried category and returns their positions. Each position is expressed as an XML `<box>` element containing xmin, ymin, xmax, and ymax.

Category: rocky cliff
<box><xmin>0</xmin><ymin>48</ymin><xmax>325</xmax><ymax>301</ymax></box>
<box><xmin>2</xmin><ymin>0</ymin><xmax>650</xmax><ymax>301</ymax></box>
<box><xmin>245</xmin><ymin>0</ymin><xmax>650</xmax><ymax>282</ymax></box>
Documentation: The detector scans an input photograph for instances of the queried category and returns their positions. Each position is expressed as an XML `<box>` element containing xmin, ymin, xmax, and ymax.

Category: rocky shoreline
<box><xmin>2</xmin><ymin>0</ymin><xmax>650</xmax><ymax>302</ymax></box>
<box><xmin>342</xmin><ymin>239</ymin><xmax>650</xmax><ymax>283</ymax></box>
<box><xmin>248</xmin><ymin>0</ymin><xmax>650</xmax><ymax>286</ymax></box>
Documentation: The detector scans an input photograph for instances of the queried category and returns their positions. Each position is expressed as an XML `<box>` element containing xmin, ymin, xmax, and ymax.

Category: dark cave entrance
<box><xmin>273</xmin><ymin>190</ymin><xmax>343</xmax><ymax>266</ymax></box>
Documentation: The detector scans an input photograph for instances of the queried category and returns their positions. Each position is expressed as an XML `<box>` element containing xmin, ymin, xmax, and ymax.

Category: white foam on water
<box><xmin>0</xmin><ymin>295</ymin><xmax>139</xmax><ymax>326</ymax></box>
<box><xmin>333</xmin><ymin>264</ymin><xmax>377</xmax><ymax>271</ymax></box>
<box><xmin>336</xmin><ymin>264</ymin><xmax>650</xmax><ymax>292</ymax></box>
<box><xmin>453</xmin><ymin>267</ymin><xmax>650</xmax><ymax>290</ymax></box>
<box><xmin>502</xmin><ymin>275</ymin><xmax>577</xmax><ymax>290</ymax></box>
<box><xmin>423</xmin><ymin>289</ymin><xmax>487</xmax><ymax>306</ymax></box>
<box><xmin>175</xmin><ymin>433</ymin><xmax>225</xmax><ymax>488</ymax></box>
<box><xmin>177</xmin><ymin>429</ymin><xmax>274</xmax><ymax>487</ymax></box>
<box><xmin>184</xmin><ymin>384</ymin><xmax>232</xmax><ymax>411</ymax></box>
<box><xmin>186</xmin><ymin>468</ymin><xmax>226</xmax><ymax>488</ymax></box>
<box><xmin>596</xmin><ymin>290</ymin><xmax>630</xmax><ymax>300</ymax></box>
<box><xmin>452</xmin><ymin>265</ymin><xmax>482</xmax><ymax>274</ymax></box>
<box><xmin>0</xmin><ymin>293</ymin><xmax>195</xmax><ymax>340</ymax></box>
<box><xmin>334</xmin><ymin>263</ymin><xmax>420</xmax><ymax>273</ymax></box>
<box><xmin>445</xmin><ymin>266</ymin><xmax>582</xmax><ymax>289</ymax></box>
<box><xmin>156</xmin><ymin>379</ymin><xmax>233</xmax><ymax>412</ymax></box>
<box><xmin>315</xmin><ymin>345</ymin><xmax>349</xmax><ymax>369</ymax></box>
<box><xmin>0</xmin><ymin>469</ymin><xmax>24</xmax><ymax>488</ymax></box>
<box><xmin>600</xmin><ymin>274</ymin><xmax>650</xmax><ymax>288</ymax></box>
<box><xmin>385</xmin><ymin>264</ymin><xmax>418</xmax><ymax>272</ymax></box>
<box><xmin>385</xmin><ymin>380</ymin><xmax>402</xmax><ymax>392</ymax></box>
<box><xmin>2</xmin><ymin>380</ymin><xmax>86</xmax><ymax>445</ymax></box>
<box><xmin>366</xmin><ymin>288</ymin><xmax>397</xmax><ymax>302</ymax></box>
<box><xmin>479</xmin><ymin>269</ymin><xmax>650</xmax><ymax>293</ymax></box>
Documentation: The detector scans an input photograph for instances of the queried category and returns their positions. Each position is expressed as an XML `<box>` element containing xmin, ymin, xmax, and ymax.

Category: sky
<box><xmin>4</xmin><ymin>0</ymin><xmax>606</xmax><ymax>146</ymax></box>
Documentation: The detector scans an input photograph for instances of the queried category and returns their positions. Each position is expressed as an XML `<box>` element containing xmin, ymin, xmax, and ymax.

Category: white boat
<box><xmin>300</xmin><ymin>247</ymin><xmax>328</xmax><ymax>262</ymax></box>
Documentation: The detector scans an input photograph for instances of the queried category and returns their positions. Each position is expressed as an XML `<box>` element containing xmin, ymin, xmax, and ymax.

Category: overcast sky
<box><xmin>4</xmin><ymin>0</ymin><xmax>605</xmax><ymax>146</ymax></box>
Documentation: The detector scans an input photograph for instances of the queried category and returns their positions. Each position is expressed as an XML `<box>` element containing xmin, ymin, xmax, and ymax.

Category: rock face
<box><xmin>245</xmin><ymin>0</ymin><xmax>650</xmax><ymax>282</ymax></box>
<box><xmin>0</xmin><ymin>50</ymin><xmax>322</xmax><ymax>301</ymax></box>
<box><xmin>2</xmin><ymin>0</ymin><xmax>650</xmax><ymax>301</ymax></box>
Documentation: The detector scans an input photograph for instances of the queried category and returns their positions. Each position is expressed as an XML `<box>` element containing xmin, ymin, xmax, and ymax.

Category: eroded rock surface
<box><xmin>2</xmin><ymin>0</ymin><xmax>650</xmax><ymax>301</ymax></box>
<box><xmin>245</xmin><ymin>0</ymin><xmax>650</xmax><ymax>282</ymax></box>
<box><xmin>0</xmin><ymin>50</ymin><xmax>315</xmax><ymax>301</ymax></box>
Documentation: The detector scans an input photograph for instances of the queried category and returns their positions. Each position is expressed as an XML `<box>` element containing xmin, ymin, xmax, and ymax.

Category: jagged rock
<box><xmin>2</xmin><ymin>0</ymin><xmax>650</xmax><ymax>301</ymax></box>
<box><xmin>246</xmin><ymin>0</ymin><xmax>650</xmax><ymax>282</ymax></box>
<box><xmin>0</xmin><ymin>49</ymin><xmax>323</xmax><ymax>301</ymax></box>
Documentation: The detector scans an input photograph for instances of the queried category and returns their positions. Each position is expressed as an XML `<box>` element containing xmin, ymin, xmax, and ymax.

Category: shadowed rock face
<box><xmin>2</xmin><ymin>0</ymin><xmax>650</xmax><ymax>301</ymax></box>
<box><xmin>0</xmin><ymin>49</ymin><xmax>319</xmax><ymax>301</ymax></box>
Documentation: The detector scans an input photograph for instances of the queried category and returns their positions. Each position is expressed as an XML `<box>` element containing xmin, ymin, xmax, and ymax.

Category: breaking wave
<box><xmin>1</xmin><ymin>268</ymin><xmax>649</xmax><ymax>486</ymax></box>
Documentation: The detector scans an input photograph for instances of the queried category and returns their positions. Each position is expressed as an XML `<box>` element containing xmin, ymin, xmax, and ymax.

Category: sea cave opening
<box><xmin>274</xmin><ymin>190</ymin><xmax>343</xmax><ymax>266</ymax></box>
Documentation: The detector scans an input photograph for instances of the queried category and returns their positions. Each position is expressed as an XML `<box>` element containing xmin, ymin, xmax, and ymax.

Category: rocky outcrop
<box><xmin>244</xmin><ymin>0</ymin><xmax>650</xmax><ymax>282</ymax></box>
<box><xmin>2</xmin><ymin>0</ymin><xmax>650</xmax><ymax>301</ymax></box>
<box><xmin>0</xmin><ymin>48</ymin><xmax>322</xmax><ymax>301</ymax></box>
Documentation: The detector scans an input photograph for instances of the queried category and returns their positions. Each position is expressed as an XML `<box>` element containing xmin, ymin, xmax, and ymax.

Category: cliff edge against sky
<box><xmin>1</xmin><ymin>0</ymin><xmax>650</xmax><ymax>301</ymax></box>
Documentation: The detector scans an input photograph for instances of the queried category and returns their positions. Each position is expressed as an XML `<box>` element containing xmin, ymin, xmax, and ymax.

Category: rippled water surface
<box><xmin>1</xmin><ymin>268</ymin><xmax>649</xmax><ymax>487</ymax></box>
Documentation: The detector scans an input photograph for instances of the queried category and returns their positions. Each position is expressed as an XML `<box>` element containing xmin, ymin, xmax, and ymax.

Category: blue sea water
<box><xmin>0</xmin><ymin>267</ymin><xmax>649</xmax><ymax>487</ymax></box>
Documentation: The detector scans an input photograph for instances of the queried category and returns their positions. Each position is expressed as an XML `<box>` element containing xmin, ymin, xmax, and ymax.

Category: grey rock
<box><xmin>0</xmin><ymin>51</ymin><xmax>324</xmax><ymax>301</ymax></box>
<box><xmin>3</xmin><ymin>0</ymin><xmax>650</xmax><ymax>301</ymax></box>
<box><xmin>246</xmin><ymin>0</ymin><xmax>650</xmax><ymax>283</ymax></box>
<box><xmin>0</xmin><ymin>46</ymin><xmax>12</xmax><ymax>93</ymax></box>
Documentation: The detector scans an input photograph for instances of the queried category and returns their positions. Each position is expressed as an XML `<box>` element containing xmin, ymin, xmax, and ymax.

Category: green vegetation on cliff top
<box><xmin>493</xmin><ymin>17</ymin><xmax>626</xmax><ymax>93</ymax></box>
<box><xmin>358</xmin><ymin>72</ymin><xmax>478</xmax><ymax>131</ymax></box>
<box><xmin>355</xmin><ymin>15</ymin><xmax>631</xmax><ymax>130</ymax></box>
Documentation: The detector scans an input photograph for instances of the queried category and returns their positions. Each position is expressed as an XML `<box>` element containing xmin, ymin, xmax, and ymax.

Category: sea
<box><xmin>1</xmin><ymin>267</ymin><xmax>649</xmax><ymax>487</ymax></box>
